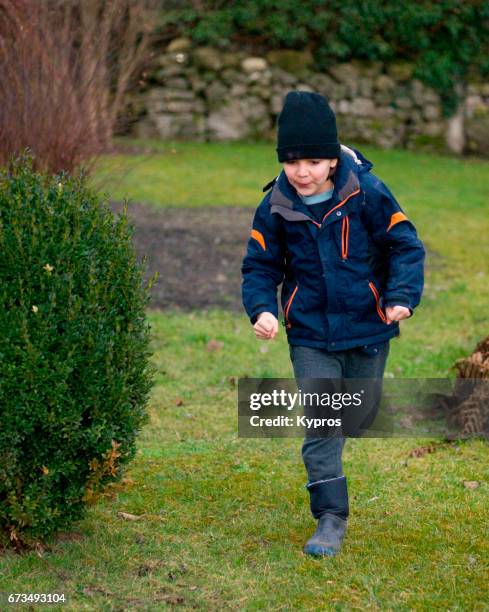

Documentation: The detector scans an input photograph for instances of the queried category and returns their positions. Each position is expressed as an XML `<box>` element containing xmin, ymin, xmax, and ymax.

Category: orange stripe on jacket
<box><xmin>387</xmin><ymin>212</ymin><xmax>408</xmax><ymax>232</ymax></box>
<box><xmin>322</xmin><ymin>188</ymin><xmax>361</xmax><ymax>223</ymax></box>
<box><xmin>341</xmin><ymin>216</ymin><xmax>349</xmax><ymax>259</ymax></box>
<box><xmin>251</xmin><ymin>229</ymin><xmax>266</xmax><ymax>251</ymax></box>
<box><xmin>368</xmin><ymin>281</ymin><xmax>387</xmax><ymax>323</ymax></box>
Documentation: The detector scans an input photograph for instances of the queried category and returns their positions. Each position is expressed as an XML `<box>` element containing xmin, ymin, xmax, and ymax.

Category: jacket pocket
<box><xmin>284</xmin><ymin>283</ymin><xmax>299</xmax><ymax>329</ymax></box>
<box><xmin>368</xmin><ymin>280</ymin><xmax>387</xmax><ymax>324</ymax></box>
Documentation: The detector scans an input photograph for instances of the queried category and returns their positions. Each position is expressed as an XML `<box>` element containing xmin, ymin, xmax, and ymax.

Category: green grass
<box><xmin>91</xmin><ymin>138</ymin><xmax>281</xmax><ymax>207</ymax></box>
<box><xmin>92</xmin><ymin>137</ymin><xmax>489</xmax><ymax>213</ymax></box>
<box><xmin>2</xmin><ymin>140</ymin><xmax>489</xmax><ymax>610</ymax></box>
<box><xmin>1</xmin><ymin>311</ymin><xmax>488</xmax><ymax>610</ymax></box>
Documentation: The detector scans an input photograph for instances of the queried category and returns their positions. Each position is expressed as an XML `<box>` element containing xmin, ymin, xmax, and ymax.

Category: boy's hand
<box><xmin>254</xmin><ymin>312</ymin><xmax>279</xmax><ymax>340</ymax></box>
<box><xmin>385</xmin><ymin>305</ymin><xmax>411</xmax><ymax>324</ymax></box>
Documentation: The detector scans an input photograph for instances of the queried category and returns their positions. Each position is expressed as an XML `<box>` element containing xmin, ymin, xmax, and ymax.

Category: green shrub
<box><xmin>0</xmin><ymin>154</ymin><xmax>156</xmax><ymax>549</ymax></box>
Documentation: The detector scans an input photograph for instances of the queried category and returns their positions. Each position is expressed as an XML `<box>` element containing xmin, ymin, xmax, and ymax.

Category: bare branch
<box><xmin>0</xmin><ymin>0</ymin><xmax>157</xmax><ymax>174</ymax></box>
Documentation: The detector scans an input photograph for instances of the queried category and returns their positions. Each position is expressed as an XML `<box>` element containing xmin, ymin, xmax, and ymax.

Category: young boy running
<box><xmin>241</xmin><ymin>91</ymin><xmax>425</xmax><ymax>557</ymax></box>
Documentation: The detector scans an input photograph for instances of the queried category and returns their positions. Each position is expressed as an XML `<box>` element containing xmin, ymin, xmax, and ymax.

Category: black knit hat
<box><xmin>276</xmin><ymin>91</ymin><xmax>341</xmax><ymax>162</ymax></box>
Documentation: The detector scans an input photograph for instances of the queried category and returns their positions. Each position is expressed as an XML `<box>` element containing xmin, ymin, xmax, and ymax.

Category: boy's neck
<box><xmin>317</xmin><ymin>178</ymin><xmax>335</xmax><ymax>194</ymax></box>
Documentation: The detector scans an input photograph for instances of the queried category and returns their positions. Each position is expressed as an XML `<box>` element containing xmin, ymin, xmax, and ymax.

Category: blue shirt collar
<box><xmin>300</xmin><ymin>189</ymin><xmax>334</xmax><ymax>205</ymax></box>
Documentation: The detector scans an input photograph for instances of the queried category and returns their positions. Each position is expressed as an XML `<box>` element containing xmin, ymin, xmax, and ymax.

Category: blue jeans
<box><xmin>289</xmin><ymin>342</ymin><xmax>390</xmax><ymax>519</ymax></box>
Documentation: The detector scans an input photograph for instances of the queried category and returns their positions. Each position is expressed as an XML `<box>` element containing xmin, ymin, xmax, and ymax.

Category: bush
<box><xmin>0</xmin><ymin>0</ymin><xmax>156</xmax><ymax>174</ymax></box>
<box><xmin>0</xmin><ymin>154</ymin><xmax>156</xmax><ymax>549</ymax></box>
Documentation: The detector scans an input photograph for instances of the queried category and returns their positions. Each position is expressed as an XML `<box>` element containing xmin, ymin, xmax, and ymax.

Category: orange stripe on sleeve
<box><xmin>387</xmin><ymin>212</ymin><xmax>408</xmax><ymax>232</ymax></box>
<box><xmin>251</xmin><ymin>229</ymin><xmax>266</xmax><ymax>251</ymax></box>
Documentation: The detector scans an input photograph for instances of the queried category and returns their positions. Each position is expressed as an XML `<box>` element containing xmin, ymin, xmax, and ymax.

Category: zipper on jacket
<box><xmin>368</xmin><ymin>281</ymin><xmax>387</xmax><ymax>323</ymax></box>
<box><xmin>321</xmin><ymin>188</ymin><xmax>361</xmax><ymax>224</ymax></box>
<box><xmin>341</xmin><ymin>216</ymin><xmax>349</xmax><ymax>259</ymax></box>
<box><xmin>284</xmin><ymin>284</ymin><xmax>299</xmax><ymax>329</ymax></box>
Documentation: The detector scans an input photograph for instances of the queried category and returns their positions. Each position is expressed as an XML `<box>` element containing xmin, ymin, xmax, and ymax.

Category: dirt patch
<box><xmin>109</xmin><ymin>202</ymin><xmax>254</xmax><ymax>312</ymax></box>
<box><xmin>109</xmin><ymin>201</ymin><xmax>443</xmax><ymax>312</ymax></box>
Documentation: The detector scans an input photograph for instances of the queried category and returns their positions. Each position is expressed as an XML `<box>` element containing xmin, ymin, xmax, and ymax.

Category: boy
<box><xmin>241</xmin><ymin>91</ymin><xmax>425</xmax><ymax>557</ymax></box>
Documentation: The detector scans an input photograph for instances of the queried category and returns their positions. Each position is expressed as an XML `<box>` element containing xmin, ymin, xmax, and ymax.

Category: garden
<box><xmin>1</xmin><ymin>138</ymin><xmax>488</xmax><ymax>609</ymax></box>
<box><xmin>1</xmin><ymin>1</ymin><xmax>488</xmax><ymax>610</ymax></box>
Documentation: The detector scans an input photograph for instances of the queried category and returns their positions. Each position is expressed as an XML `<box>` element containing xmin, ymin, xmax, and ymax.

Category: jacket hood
<box><xmin>267</xmin><ymin>145</ymin><xmax>373</xmax><ymax>216</ymax></box>
<box><xmin>341</xmin><ymin>144</ymin><xmax>373</xmax><ymax>172</ymax></box>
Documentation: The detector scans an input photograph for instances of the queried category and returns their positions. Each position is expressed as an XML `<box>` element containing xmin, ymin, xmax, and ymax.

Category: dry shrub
<box><xmin>0</xmin><ymin>0</ymin><xmax>156</xmax><ymax>174</ymax></box>
<box><xmin>450</xmin><ymin>336</ymin><xmax>489</xmax><ymax>437</ymax></box>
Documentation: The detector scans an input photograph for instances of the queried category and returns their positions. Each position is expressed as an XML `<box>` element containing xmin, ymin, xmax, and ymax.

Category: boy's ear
<box><xmin>328</xmin><ymin>159</ymin><xmax>338</xmax><ymax>178</ymax></box>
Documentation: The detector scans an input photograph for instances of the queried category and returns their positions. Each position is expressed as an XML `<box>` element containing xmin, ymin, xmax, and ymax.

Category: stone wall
<box><xmin>128</xmin><ymin>37</ymin><xmax>489</xmax><ymax>156</ymax></box>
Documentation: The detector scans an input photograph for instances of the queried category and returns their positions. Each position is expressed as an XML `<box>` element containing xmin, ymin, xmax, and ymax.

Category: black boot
<box><xmin>304</xmin><ymin>512</ymin><xmax>347</xmax><ymax>557</ymax></box>
<box><xmin>307</xmin><ymin>475</ymin><xmax>349</xmax><ymax>519</ymax></box>
<box><xmin>304</xmin><ymin>476</ymin><xmax>349</xmax><ymax>557</ymax></box>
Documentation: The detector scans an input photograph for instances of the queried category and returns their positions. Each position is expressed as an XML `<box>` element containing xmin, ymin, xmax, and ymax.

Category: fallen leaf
<box><xmin>408</xmin><ymin>444</ymin><xmax>437</xmax><ymax>458</ymax></box>
<box><xmin>117</xmin><ymin>511</ymin><xmax>145</xmax><ymax>521</ymax></box>
<box><xmin>135</xmin><ymin>560</ymin><xmax>164</xmax><ymax>576</ymax></box>
<box><xmin>463</xmin><ymin>480</ymin><xmax>480</xmax><ymax>490</ymax></box>
<box><xmin>367</xmin><ymin>495</ymin><xmax>380</xmax><ymax>503</ymax></box>
<box><xmin>206</xmin><ymin>339</ymin><xmax>224</xmax><ymax>352</ymax></box>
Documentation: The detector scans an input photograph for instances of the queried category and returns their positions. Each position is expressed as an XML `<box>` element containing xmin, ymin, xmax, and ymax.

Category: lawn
<box><xmin>1</xmin><ymin>140</ymin><xmax>488</xmax><ymax>610</ymax></box>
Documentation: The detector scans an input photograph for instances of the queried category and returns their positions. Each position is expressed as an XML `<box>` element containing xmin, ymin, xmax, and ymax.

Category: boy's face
<box><xmin>283</xmin><ymin>158</ymin><xmax>338</xmax><ymax>196</ymax></box>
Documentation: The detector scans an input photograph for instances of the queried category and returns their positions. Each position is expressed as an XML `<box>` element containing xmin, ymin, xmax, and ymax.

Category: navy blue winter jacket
<box><xmin>241</xmin><ymin>145</ymin><xmax>425</xmax><ymax>351</ymax></box>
